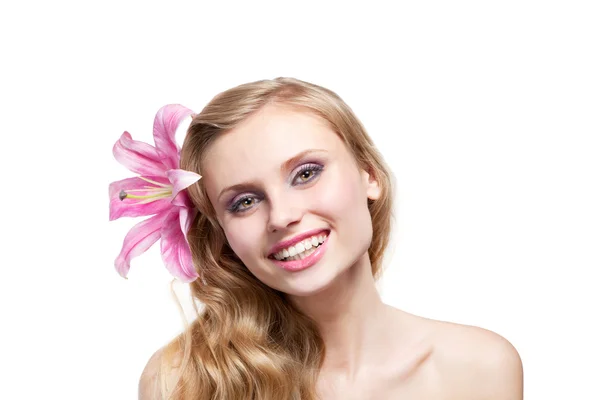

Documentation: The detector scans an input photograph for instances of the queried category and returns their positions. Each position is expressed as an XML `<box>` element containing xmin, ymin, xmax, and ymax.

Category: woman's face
<box><xmin>202</xmin><ymin>104</ymin><xmax>381</xmax><ymax>296</ymax></box>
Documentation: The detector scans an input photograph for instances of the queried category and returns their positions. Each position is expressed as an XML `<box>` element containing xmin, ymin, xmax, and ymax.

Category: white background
<box><xmin>1</xmin><ymin>1</ymin><xmax>598</xmax><ymax>399</ymax></box>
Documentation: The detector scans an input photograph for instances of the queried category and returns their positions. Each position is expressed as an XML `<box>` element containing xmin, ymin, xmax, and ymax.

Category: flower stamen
<box><xmin>119</xmin><ymin>186</ymin><xmax>172</xmax><ymax>201</ymax></box>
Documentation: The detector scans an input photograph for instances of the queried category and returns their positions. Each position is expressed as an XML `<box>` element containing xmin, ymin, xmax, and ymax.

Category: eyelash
<box><xmin>226</xmin><ymin>163</ymin><xmax>324</xmax><ymax>214</ymax></box>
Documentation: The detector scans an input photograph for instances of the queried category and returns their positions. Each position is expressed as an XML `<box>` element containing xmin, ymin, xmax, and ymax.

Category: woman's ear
<box><xmin>362</xmin><ymin>167</ymin><xmax>382</xmax><ymax>201</ymax></box>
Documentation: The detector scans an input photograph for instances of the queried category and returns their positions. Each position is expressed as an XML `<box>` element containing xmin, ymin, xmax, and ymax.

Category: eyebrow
<box><xmin>217</xmin><ymin>149</ymin><xmax>329</xmax><ymax>201</ymax></box>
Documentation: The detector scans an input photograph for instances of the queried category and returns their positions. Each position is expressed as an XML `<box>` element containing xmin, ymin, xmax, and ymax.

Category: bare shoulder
<box><xmin>429</xmin><ymin>319</ymin><xmax>524</xmax><ymax>399</ymax></box>
<box><xmin>139</xmin><ymin>349</ymin><xmax>164</xmax><ymax>400</ymax></box>
<box><xmin>139</xmin><ymin>344</ymin><xmax>184</xmax><ymax>400</ymax></box>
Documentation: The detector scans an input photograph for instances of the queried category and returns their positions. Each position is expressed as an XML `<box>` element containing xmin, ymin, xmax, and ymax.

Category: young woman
<box><xmin>113</xmin><ymin>77</ymin><xmax>522</xmax><ymax>399</ymax></box>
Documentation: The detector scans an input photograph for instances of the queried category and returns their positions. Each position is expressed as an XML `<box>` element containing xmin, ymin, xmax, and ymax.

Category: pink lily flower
<box><xmin>109</xmin><ymin>104</ymin><xmax>201</xmax><ymax>282</ymax></box>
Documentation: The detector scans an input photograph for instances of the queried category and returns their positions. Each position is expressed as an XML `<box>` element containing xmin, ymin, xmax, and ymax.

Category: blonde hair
<box><xmin>158</xmin><ymin>77</ymin><xmax>394</xmax><ymax>399</ymax></box>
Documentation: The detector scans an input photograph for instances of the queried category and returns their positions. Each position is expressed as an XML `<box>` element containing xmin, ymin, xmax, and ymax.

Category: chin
<box><xmin>275</xmin><ymin>260</ymin><xmax>346</xmax><ymax>298</ymax></box>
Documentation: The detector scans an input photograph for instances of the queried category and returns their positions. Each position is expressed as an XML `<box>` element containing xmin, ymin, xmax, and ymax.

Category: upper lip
<box><xmin>268</xmin><ymin>228</ymin><xmax>330</xmax><ymax>257</ymax></box>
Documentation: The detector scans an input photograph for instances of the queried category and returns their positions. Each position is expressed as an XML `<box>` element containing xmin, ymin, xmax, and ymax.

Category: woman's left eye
<box><xmin>293</xmin><ymin>163</ymin><xmax>323</xmax><ymax>185</ymax></box>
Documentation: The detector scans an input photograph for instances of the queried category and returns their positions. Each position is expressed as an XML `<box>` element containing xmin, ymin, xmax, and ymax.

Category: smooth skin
<box><xmin>140</xmin><ymin>104</ymin><xmax>523</xmax><ymax>399</ymax></box>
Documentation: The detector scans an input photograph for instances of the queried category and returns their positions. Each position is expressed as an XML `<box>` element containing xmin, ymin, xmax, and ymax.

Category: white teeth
<box><xmin>272</xmin><ymin>232</ymin><xmax>329</xmax><ymax>261</ymax></box>
<box><xmin>302</xmin><ymin>239</ymin><xmax>312</xmax><ymax>249</ymax></box>
<box><xmin>300</xmin><ymin>246</ymin><xmax>317</xmax><ymax>259</ymax></box>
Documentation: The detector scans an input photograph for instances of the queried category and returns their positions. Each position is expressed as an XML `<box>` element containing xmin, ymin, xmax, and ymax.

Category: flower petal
<box><xmin>113</xmin><ymin>131</ymin><xmax>165</xmax><ymax>176</ymax></box>
<box><xmin>153</xmin><ymin>104</ymin><xmax>194</xmax><ymax>170</ymax></box>
<box><xmin>160</xmin><ymin>208</ymin><xmax>199</xmax><ymax>282</ymax></box>
<box><xmin>178</xmin><ymin>206</ymin><xmax>196</xmax><ymax>244</ymax></box>
<box><xmin>167</xmin><ymin>169</ymin><xmax>202</xmax><ymax>207</ymax></box>
<box><xmin>109</xmin><ymin>176</ymin><xmax>172</xmax><ymax>221</ymax></box>
<box><xmin>114</xmin><ymin>211</ymin><xmax>169</xmax><ymax>278</ymax></box>
<box><xmin>171</xmin><ymin>190</ymin><xmax>193</xmax><ymax>208</ymax></box>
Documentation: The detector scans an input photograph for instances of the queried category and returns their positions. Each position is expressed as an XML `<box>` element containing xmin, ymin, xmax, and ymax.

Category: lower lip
<box><xmin>271</xmin><ymin>235</ymin><xmax>330</xmax><ymax>272</ymax></box>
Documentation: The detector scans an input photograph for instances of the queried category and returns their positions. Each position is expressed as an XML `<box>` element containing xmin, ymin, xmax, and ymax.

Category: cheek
<box><xmin>222</xmin><ymin>217</ymin><xmax>264</xmax><ymax>262</ymax></box>
<box><xmin>310</xmin><ymin>166</ymin><xmax>374</xmax><ymax>250</ymax></box>
<box><xmin>310</xmin><ymin>166</ymin><xmax>365</xmax><ymax>216</ymax></box>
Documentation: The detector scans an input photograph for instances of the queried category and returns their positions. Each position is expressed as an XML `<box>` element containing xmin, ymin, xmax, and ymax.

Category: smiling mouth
<box><xmin>269</xmin><ymin>231</ymin><xmax>330</xmax><ymax>261</ymax></box>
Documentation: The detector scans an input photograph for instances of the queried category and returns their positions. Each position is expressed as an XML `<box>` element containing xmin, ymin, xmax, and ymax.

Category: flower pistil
<box><xmin>119</xmin><ymin>177</ymin><xmax>172</xmax><ymax>202</ymax></box>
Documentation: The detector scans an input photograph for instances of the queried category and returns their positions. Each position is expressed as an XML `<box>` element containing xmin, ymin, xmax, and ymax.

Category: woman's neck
<box><xmin>287</xmin><ymin>253</ymin><xmax>393</xmax><ymax>381</ymax></box>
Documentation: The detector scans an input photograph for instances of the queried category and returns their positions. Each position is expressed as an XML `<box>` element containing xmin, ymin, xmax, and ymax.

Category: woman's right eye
<box><xmin>228</xmin><ymin>195</ymin><xmax>260</xmax><ymax>213</ymax></box>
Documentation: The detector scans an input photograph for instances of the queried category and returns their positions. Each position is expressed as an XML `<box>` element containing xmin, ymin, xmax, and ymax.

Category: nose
<box><xmin>266</xmin><ymin>193</ymin><xmax>304</xmax><ymax>233</ymax></box>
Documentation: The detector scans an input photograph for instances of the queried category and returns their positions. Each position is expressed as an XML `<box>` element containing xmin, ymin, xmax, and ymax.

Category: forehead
<box><xmin>202</xmin><ymin>104</ymin><xmax>345</xmax><ymax>188</ymax></box>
